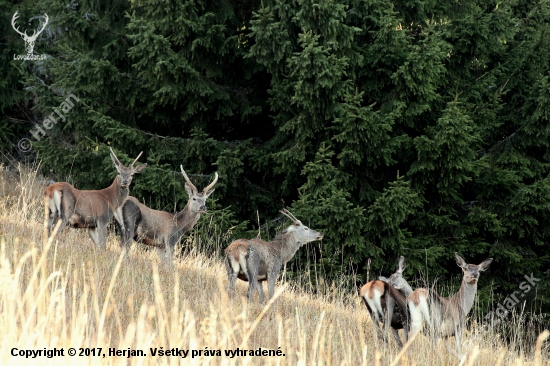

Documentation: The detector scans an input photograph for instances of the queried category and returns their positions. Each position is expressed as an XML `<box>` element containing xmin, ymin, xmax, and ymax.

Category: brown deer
<box><xmin>44</xmin><ymin>148</ymin><xmax>146</xmax><ymax>249</ymax></box>
<box><xmin>360</xmin><ymin>256</ymin><xmax>410</xmax><ymax>348</ymax></box>
<box><xmin>406</xmin><ymin>253</ymin><xmax>493</xmax><ymax>353</ymax></box>
<box><xmin>115</xmin><ymin>166</ymin><xmax>218</xmax><ymax>263</ymax></box>
<box><xmin>225</xmin><ymin>209</ymin><xmax>323</xmax><ymax>302</ymax></box>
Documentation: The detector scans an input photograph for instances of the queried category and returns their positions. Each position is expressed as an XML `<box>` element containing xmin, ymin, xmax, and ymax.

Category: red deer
<box><xmin>44</xmin><ymin>148</ymin><xmax>146</xmax><ymax>249</ymax></box>
<box><xmin>115</xmin><ymin>166</ymin><xmax>217</xmax><ymax>263</ymax></box>
<box><xmin>361</xmin><ymin>256</ymin><xmax>410</xmax><ymax>348</ymax></box>
<box><xmin>225</xmin><ymin>209</ymin><xmax>323</xmax><ymax>302</ymax></box>
<box><xmin>406</xmin><ymin>253</ymin><xmax>492</xmax><ymax>354</ymax></box>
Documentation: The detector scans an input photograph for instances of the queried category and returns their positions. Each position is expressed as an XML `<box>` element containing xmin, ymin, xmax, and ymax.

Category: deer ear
<box><xmin>284</xmin><ymin>225</ymin><xmax>296</xmax><ymax>233</ymax></box>
<box><xmin>184</xmin><ymin>182</ymin><xmax>194</xmax><ymax>197</ymax></box>
<box><xmin>203</xmin><ymin>189</ymin><xmax>215</xmax><ymax>198</ymax></box>
<box><xmin>133</xmin><ymin>164</ymin><xmax>147</xmax><ymax>173</ymax></box>
<box><xmin>478</xmin><ymin>258</ymin><xmax>493</xmax><ymax>272</ymax></box>
<box><xmin>398</xmin><ymin>256</ymin><xmax>405</xmax><ymax>273</ymax></box>
<box><xmin>378</xmin><ymin>276</ymin><xmax>389</xmax><ymax>283</ymax></box>
<box><xmin>455</xmin><ymin>253</ymin><xmax>467</xmax><ymax>269</ymax></box>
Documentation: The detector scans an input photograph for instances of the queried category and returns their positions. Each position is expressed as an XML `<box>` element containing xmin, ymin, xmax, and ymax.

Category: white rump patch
<box><xmin>364</xmin><ymin>288</ymin><xmax>384</xmax><ymax>322</ymax></box>
<box><xmin>238</xmin><ymin>253</ymin><xmax>248</xmax><ymax>276</ymax></box>
<box><xmin>53</xmin><ymin>190</ymin><xmax>62</xmax><ymax>213</ymax></box>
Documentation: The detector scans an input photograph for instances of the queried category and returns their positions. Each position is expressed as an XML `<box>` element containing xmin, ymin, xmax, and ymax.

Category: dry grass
<box><xmin>0</xmin><ymin>162</ymin><xmax>548</xmax><ymax>365</ymax></box>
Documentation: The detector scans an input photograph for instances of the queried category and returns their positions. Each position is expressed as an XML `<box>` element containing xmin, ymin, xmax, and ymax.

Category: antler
<box><xmin>11</xmin><ymin>11</ymin><xmax>27</xmax><ymax>37</ymax></box>
<box><xmin>180</xmin><ymin>166</ymin><xmax>198</xmax><ymax>192</ymax></box>
<box><xmin>284</xmin><ymin>208</ymin><xmax>300</xmax><ymax>222</ymax></box>
<box><xmin>280</xmin><ymin>208</ymin><xmax>299</xmax><ymax>223</ymax></box>
<box><xmin>131</xmin><ymin>151</ymin><xmax>143</xmax><ymax>167</ymax></box>
<box><xmin>109</xmin><ymin>147</ymin><xmax>122</xmax><ymax>166</ymax></box>
<box><xmin>202</xmin><ymin>172</ymin><xmax>218</xmax><ymax>193</ymax></box>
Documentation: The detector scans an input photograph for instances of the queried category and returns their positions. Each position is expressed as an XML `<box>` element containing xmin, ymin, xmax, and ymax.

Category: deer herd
<box><xmin>43</xmin><ymin>148</ymin><xmax>492</xmax><ymax>353</ymax></box>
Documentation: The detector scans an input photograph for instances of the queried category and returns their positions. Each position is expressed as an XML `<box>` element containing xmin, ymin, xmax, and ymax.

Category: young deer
<box><xmin>115</xmin><ymin>166</ymin><xmax>217</xmax><ymax>263</ymax></box>
<box><xmin>360</xmin><ymin>256</ymin><xmax>410</xmax><ymax>348</ymax></box>
<box><xmin>225</xmin><ymin>209</ymin><xmax>323</xmax><ymax>302</ymax></box>
<box><xmin>407</xmin><ymin>253</ymin><xmax>493</xmax><ymax>353</ymax></box>
<box><xmin>44</xmin><ymin>148</ymin><xmax>146</xmax><ymax>249</ymax></box>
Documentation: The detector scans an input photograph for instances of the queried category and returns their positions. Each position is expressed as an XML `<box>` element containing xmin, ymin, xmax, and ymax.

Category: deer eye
<box><xmin>193</xmin><ymin>198</ymin><xmax>196</xmax><ymax>201</ymax></box>
<box><xmin>305</xmin><ymin>227</ymin><xmax>309</xmax><ymax>230</ymax></box>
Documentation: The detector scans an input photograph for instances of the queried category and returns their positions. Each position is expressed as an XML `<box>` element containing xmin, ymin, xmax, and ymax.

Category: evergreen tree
<box><xmin>2</xmin><ymin>0</ymin><xmax>548</xmax><ymax>319</ymax></box>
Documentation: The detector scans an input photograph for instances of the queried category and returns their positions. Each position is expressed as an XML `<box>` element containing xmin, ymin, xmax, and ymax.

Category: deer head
<box><xmin>180</xmin><ymin>166</ymin><xmax>218</xmax><ymax>214</ymax></box>
<box><xmin>109</xmin><ymin>148</ymin><xmax>147</xmax><ymax>188</ymax></box>
<box><xmin>12</xmin><ymin>11</ymin><xmax>49</xmax><ymax>56</ymax></box>
<box><xmin>455</xmin><ymin>253</ymin><xmax>493</xmax><ymax>285</ymax></box>
<box><xmin>379</xmin><ymin>256</ymin><xmax>408</xmax><ymax>289</ymax></box>
<box><xmin>280</xmin><ymin>208</ymin><xmax>323</xmax><ymax>244</ymax></box>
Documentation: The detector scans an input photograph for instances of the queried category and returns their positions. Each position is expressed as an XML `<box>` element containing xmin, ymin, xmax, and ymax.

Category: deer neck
<box><xmin>399</xmin><ymin>282</ymin><xmax>414</xmax><ymax>297</ymax></box>
<box><xmin>175</xmin><ymin>202</ymin><xmax>200</xmax><ymax>231</ymax></box>
<box><xmin>279</xmin><ymin>234</ymin><xmax>301</xmax><ymax>264</ymax></box>
<box><xmin>451</xmin><ymin>279</ymin><xmax>478</xmax><ymax>317</ymax></box>
<box><xmin>106</xmin><ymin>176</ymin><xmax>129</xmax><ymax>207</ymax></box>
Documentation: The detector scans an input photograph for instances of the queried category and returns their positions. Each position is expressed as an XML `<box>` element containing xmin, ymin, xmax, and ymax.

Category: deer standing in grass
<box><xmin>406</xmin><ymin>253</ymin><xmax>492</xmax><ymax>354</ymax></box>
<box><xmin>44</xmin><ymin>148</ymin><xmax>146</xmax><ymax>249</ymax></box>
<box><xmin>360</xmin><ymin>256</ymin><xmax>411</xmax><ymax>348</ymax></box>
<box><xmin>115</xmin><ymin>166</ymin><xmax>218</xmax><ymax>263</ymax></box>
<box><xmin>225</xmin><ymin>209</ymin><xmax>323</xmax><ymax>302</ymax></box>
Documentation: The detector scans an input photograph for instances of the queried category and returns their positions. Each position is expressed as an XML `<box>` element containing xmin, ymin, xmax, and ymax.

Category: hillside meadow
<box><xmin>0</xmin><ymin>164</ymin><xmax>547</xmax><ymax>365</ymax></box>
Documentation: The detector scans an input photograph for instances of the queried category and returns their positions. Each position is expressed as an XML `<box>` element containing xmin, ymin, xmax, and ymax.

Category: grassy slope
<box><xmin>0</xmin><ymin>164</ymin><xmax>547</xmax><ymax>365</ymax></box>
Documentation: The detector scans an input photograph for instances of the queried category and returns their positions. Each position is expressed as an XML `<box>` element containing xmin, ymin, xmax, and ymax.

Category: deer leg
<box><xmin>392</xmin><ymin>328</ymin><xmax>403</xmax><ymax>349</ymax></box>
<box><xmin>123</xmin><ymin>222</ymin><xmax>135</xmax><ymax>250</ymax></box>
<box><xmin>156</xmin><ymin>247</ymin><xmax>166</xmax><ymax>261</ymax></box>
<box><xmin>113</xmin><ymin>219</ymin><xmax>129</xmax><ymax>257</ymax></box>
<box><xmin>403</xmin><ymin>321</ymin><xmax>410</xmax><ymax>343</ymax></box>
<box><xmin>89</xmin><ymin>224</ymin><xmax>107</xmax><ymax>250</ymax></box>
<box><xmin>402</xmin><ymin>304</ymin><xmax>410</xmax><ymax>343</ymax></box>
<box><xmin>224</xmin><ymin>256</ymin><xmax>237</xmax><ymax>299</ymax></box>
<box><xmin>381</xmin><ymin>294</ymin><xmax>395</xmax><ymax>345</ymax></box>
<box><xmin>267</xmin><ymin>263</ymin><xmax>281</xmax><ymax>301</ymax></box>
<box><xmin>88</xmin><ymin>228</ymin><xmax>98</xmax><ymax>247</ymax></box>
<box><xmin>363</xmin><ymin>299</ymin><xmax>384</xmax><ymax>344</ymax></box>
<box><xmin>47</xmin><ymin>190</ymin><xmax>60</xmax><ymax>235</ymax></box>
<box><xmin>255</xmin><ymin>281</ymin><xmax>265</xmax><ymax>303</ymax></box>
<box><xmin>431</xmin><ymin>316</ymin><xmax>440</xmax><ymax>349</ymax></box>
<box><xmin>454</xmin><ymin>324</ymin><xmax>463</xmax><ymax>355</ymax></box>
<box><xmin>48</xmin><ymin>217</ymin><xmax>67</xmax><ymax>237</ymax></box>
<box><xmin>165</xmin><ymin>239</ymin><xmax>176</xmax><ymax>266</ymax></box>
<box><xmin>371</xmin><ymin>312</ymin><xmax>384</xmax><ymax>344</ymax></box>
<box><xmin>47</xmin><ymin>206</ymin><xmax>58</xmax><ymax>233</ymax></box>
<box><xmin>245</xmin><ymin>250</ymin><xmax>260</xmax><ymax>302</ymax></box>
<box><xmin>408</xmin><ymin>301</ymin><xmax>424</xmax><ymax>339</ymax></box>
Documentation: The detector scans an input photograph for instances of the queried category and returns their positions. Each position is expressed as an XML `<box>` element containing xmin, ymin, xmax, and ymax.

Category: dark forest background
<box><xmin>1</xmin><ymin>0</ymin><xmax>549</xmax><ymax>324</ymax></box>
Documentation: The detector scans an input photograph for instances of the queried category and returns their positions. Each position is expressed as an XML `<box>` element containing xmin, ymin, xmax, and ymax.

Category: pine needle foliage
<box><xmin>3</xmin><ymin>0</ymin><xmax>549</xmax><ymax>322</ymax></box>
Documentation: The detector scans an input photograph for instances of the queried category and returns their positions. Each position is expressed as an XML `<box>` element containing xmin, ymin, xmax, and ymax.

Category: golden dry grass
<box><xmin>0</xmin><ymin>162</ymin><xmax>548</xmax><ymax>365</ymax></box>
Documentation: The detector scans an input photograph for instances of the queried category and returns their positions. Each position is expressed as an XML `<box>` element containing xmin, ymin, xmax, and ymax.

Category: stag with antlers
<box><xmin>225</xmin><ymin>209</ymin><xmax>323</xmax><ymax>302</ymax></box>
<box><xmin>44</xmin><ymin>148</ymin><xmax>146</xmax><ymax>249</ymax></box>
<box><xmin>115</xmin><ymin>166</ymin><xmax>218</xmax><ymax>264</ymax></box>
